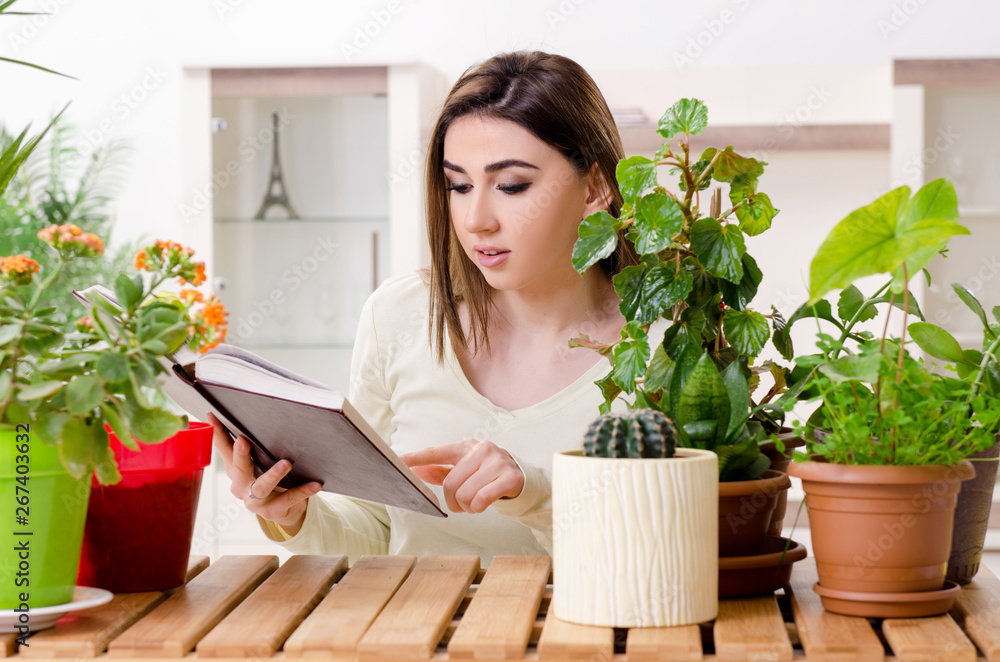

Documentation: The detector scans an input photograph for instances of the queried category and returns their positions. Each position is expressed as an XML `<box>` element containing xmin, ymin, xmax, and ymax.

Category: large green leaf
<box><xmin>114</xmin><ymin>273</ymin><xmax>143</xmax><ymax>314</ymax></box>
<box><xmin>771</xmin><ymin>307</ymin><xmax>793</xmax><ymax>361</ymax></box>
<box><xmin>633</xmin><ymin>193</ymin><xmax>684</xmax><ymax>254</ymax></box>
<box><xmin>722</xmin><ymin>309</ymin><xmax>770</xmax><ymax>357</ymax></box>
<box><xmin>700</xmin><ymin>146</ymin><xmax>764</xmax><ymax>184</ymax></box>
<box><xmin>809</xmin><ymin>180</ymin><xmax>968</xmax><ymax>302</ymax></box>
<box><xmin>952</xmin><ymin>283</ymin><xmax>991</xmax><ymax>334</ymax></box>
<box><xmin>65</xmin><ymin>375</ymin><xmax>103</xmax><ymax>415</ymax></box>
<box><xmin>644</xmin><ymin>343</ymin><xmax>675</xmax><ymax>395</ymax></box>
<box><xmin>721</xmin><ymin>360</ymin><xmax>750</xmax><ymax>441</ymax></box>
<box><xmin>818</xmin><ymin>353</ymin><xmax>882</xmax><ymax>384</ymax></box>
<box><xmin>909</xmin><ymin>322</ymin><xmax>975</xmax><ymax>365</ymax></box>
<box><xmin>610</xmin><ymin>323</ymin><xmax>650</xmax><ymax>395</ymax></box>
<box><xmin>616</xmin><ymin>156</ymin><xmax>658</xmax><ymax>207</ymax></box>
<box><xmin>58</xmin><ymin>418</ymin><xmax>95</xmax><ymax>479</ymax></box>
<box><xmin>121</xmin><ymin>399</ymin><xmax>185</xmax><ymax>443</ymax></box>
<box><xmin>676</xmin><ymin>352</ymin><xmax>731</xmax><ymax>449</ymax></box>
<box><xmin>96</xmin><ymin>353</ymin><xmax>130</xmax><ymax>383</ymax></box>
<box><xmin>16</xmin><ymin>381</ymin><xmax>63</xmax><ymax>401</ymax></box>
<box><xmin>658</xmin><ymin>98</ymin><xmax>708</xmax><ymax>139</ymax></box>
<box><xmin>572</xmin><ymin>210</ymin><xmax>620</xmax><ymax>274</ymax></box>
<box><xmin>719</xmin><ymin>254</ymin><xmax>762</xmax><ymax>311</ymax></box>
<box><xmin>614</xmin><ymin>263</ymin><xmax>693</xmax><ymax>325</ymax></box>
<box><xmin>690</xmin><ymin>218</ymin><xmax>746</xmax><ymax>283</ymax></box>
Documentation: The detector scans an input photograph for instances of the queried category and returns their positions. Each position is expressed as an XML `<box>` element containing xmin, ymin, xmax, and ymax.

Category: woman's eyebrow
<box><xmin>442</xmin><ymin>159</ymin><xmax>540</xmax><ymax>174</ymax></box>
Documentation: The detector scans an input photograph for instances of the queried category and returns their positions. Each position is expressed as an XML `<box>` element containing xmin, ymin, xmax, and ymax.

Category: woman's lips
<box><xmin>476</xmin><ymin>249</ymin><xmax>509</xmax><ymax>267</ymax></box>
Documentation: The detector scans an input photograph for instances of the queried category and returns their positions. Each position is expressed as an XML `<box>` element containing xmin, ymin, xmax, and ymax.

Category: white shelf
<box><xmin>959</xmin><ymin>206</ymin><xmax>1000</xmax><ymax>217</ymax></box>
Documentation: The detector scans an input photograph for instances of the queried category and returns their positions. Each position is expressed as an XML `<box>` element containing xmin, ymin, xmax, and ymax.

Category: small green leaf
<box><xmin>610</xmin><ymin>324</ymin><xmax>650</xmax><ymax>395</ymax></box>
<box><xmin>819</xmin><ymin>353</ymin><xmax>882</xmax><ymax>383</ymax></box>
<box><xmin>722</xmin><ymin>309</ymin><xmax>769</xmax><ymax>357</ymax></box>
<box><xmin>838</xmin><ymin>285</ymin><xmax>878</xmax><ymax>324</ymax></box>
<box><xmin>700</xmin><ymin>146</ymin><xmax>764</xmax><ymax>184</ymax></box>
<box><xmin>690</xmin><ymin>218</ymin><xmax>746</xmax><ymax>283</ymax></box>
<box><xmin>616</xmin><ymin>156</ymin><xmax>658</xmax><ymax>207</ymax></box>
<box><xmin>31</xmin><ymin>412</ymin><xmax>71</xmax><ymax>446</ymax></box>
<box><xmin>0</xmin><ymin>322</ymin><xmax>23</xmax><ymax>345</ymax></box>
<box><xmin>96</xmin><ymin>353</ymin><xmax>130</xmax><ymax>383</ymax></box>
<box><xmin>101</xmin><ymin>400</ymin><xmax>139</xmax><ymax>451</ymax></box>
<box><xmin>952</xmin><ymin>283</ymin><xmax>991</xmax><ymax>334</ymax></box>
<box><xmin>994</xmin><ymin>306</ymin><xmax>1000</xmax><ymax>324</ymax></box>
<box><xmin>719</xmin><ymin>254</ymin><xmax>762</xmax><ymax>311</ymax></box>
<box><xmin>729</xmin><ymin>173</ymin><xmax>778</xmax><ymax>236</ymax></box>
<box><xmin>644</xmin><ymin>343</ymin><xmax>675</xmax><ymax>394</ymax></box>
<box><xmin>677</xmin><ymin>159</ymin><xmax>712</xmax><ymax>192</ymax></box>
<box><xmin>16</xmin><ymin>381</ymin><xmax>63</xmax><ymax>401</ymax></box>
<box><xmin>141</xmin><ymin>339</ymin><xmax>169</xmax><ymax>355</ymax></box>
<box><xmin>771</xmin><ymin>307</ymin><xmax>793</xmax><ymax>361</ymax></box>
<box><xmin>596</xmin><ymin>372</ymin><xmax>621</xmax><ymax>415</ymax></box>
<box><xmin>121</xmin><ymin>399</ymin><xmax>184</xmax><ymax>443</ymax></box>
<box><xmin>573</xmin><ymin>210</ymin><xmax>621</xmax><ymax>274</ymax></box>
<box><xmin>66</xmin><ymin>375</ymin><xmax>103</xmax><ymax>415</ymax></box>
<box><xmin>909</xmin><ymin>322</ymin><xmax>974</xmax><ymax>364</ymax></box>
<box><xmin>634</xmin><ymin>193</ymin><xmax>684</xmax><ymax>254</ymax></box>
<box><xmin>613</xmin><ymin>265</ymin><xmax>646</xmax><ymax>321</ymax></box>
<box><xmin>58</xmin><ymin>418</ymin><xmax>95</xmax><ymax>480</ymax></box>
<box><xmin>0</xmin><ymin>372</ymin><xmax>10</xmax><ymax>401</ymax></box>
<box><xmin>657</xmin><ymin>98</ymin><xmax>708</xmax><ymax>139</ymax></box>
<box><xmin>114</xmin><ymin>272</ymin><xmax>143</xmax><ymax>313</ymax></box>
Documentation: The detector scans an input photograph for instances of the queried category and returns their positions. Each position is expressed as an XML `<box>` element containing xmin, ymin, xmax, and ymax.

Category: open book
<box><xmin>73</xmin><ymin>285</ymin><xmax>446</xmax><ymax>518</ymax></box>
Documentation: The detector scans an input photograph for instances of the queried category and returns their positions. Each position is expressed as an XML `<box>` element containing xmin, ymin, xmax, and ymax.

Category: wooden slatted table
<box><xmin>7</xmin><ymin>554</ymin><xmax>1000</xmax><ymax>661</ymax></box>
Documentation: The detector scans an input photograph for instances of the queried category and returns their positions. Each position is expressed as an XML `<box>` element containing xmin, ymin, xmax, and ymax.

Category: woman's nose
<box><xmin>462</xmin><ymin>190</ymin><xmax>499</xmax><ymax>235</ymax></box>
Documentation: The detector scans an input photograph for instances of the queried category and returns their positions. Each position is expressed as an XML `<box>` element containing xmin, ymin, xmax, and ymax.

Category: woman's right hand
<box><xmin>209</xmin><ymin>413</ymin><xmax>321</xmax><ymax>536</ymax></box>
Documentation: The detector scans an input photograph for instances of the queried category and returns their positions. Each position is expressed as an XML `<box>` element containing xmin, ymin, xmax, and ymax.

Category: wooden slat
<box><xmin>882</xmin><ymin>616</ymin><xmax>977</xmax><ymax>662</ymax></box>
<box><xmin>625</xmin><ymin>624</ymin><xmax>702</xmax><ymax>661</ymax></box>
<box><xmin>951</xmin><ymin>565</ymin><xmax>1000</xmax><ymax>661</ymax></box>
<box><xmin>107</xmin><ymin>555</ymin><xmax>277</xmax><ymax>658</ymax></box>
<box><xmin>283</xmin><ymin>556</ymin><xmax>414</xmax><ymax>658</ymax></box>
<box><xmin>0</xmin><ymin>634</ymin><xmax>16</xmax><ymax>657</ymax></box>
<box><xmin>536</xmin><ymin>614</ymin><xmax>614</xmax><ymax>662</ymax></box>
<box><xmin>357</xmin><ymin>556</ymin><xmax>480</xmax><ymax>660</ymax></box>
<box><xmin>789</xmin><ymin>558</ymin><xmax>884</xmax><ymax>662</ymax></box>
<box><xmin>195</xmin><ymin>555</ymin><xmax>347</xmax><ymax>658</ymax></box>
<box><xmin>21</xmin><ymin>556</ymin><xmax>212</xmax><ymax>659</ymax></box>
<box><xmin>448</xmin><ymin>556</ymin><xmax>551</xmax><ymax>659</ymax></box>
<box><xmin>895</xmin><ymin>58</ymin><xmax>1000</xmax><ymax>86</ymax></box>
<box><xmin>714</xmin><ymin>596</ymin><xmax>793</xmax><ymax>662</ymax></box>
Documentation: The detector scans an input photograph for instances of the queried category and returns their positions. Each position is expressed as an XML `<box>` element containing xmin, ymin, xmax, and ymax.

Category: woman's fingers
<box><xmin>404</xmin><ymin>440</ymin><xmax>524</xmax><ymax>514</ymax></box>
<box><xmin>232</xmin><ymin>435</ymin><xmax>257</xmax><ymax>478</ymax></box>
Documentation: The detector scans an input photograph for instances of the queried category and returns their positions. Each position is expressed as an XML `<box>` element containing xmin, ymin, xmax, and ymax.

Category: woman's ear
<box><xmin>582</xmin><ymin>163</ymin><xmax>614</xmax><ymax>217</ymax></box>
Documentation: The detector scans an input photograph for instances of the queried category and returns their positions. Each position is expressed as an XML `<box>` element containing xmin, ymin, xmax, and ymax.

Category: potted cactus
<box><xmin>552</xmin><ymin>409</ymin><xmax>719</xmax><ymax>627</ymax></box>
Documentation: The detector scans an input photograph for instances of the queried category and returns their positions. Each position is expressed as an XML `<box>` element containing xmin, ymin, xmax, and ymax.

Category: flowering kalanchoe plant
<box><xmin>0</xmin><ymin>227</ymin><xmax>227</xmax><ymax>483</ymax></box>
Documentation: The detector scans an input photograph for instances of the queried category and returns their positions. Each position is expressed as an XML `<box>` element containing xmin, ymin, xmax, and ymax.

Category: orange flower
<box><xmin>134</xmin><ymin>250</ymin><xmax>149</xmax><ymax>270</ymax></box>
<box><xmin>200</xmin><ymin>296</ymin><xmax>227</xmax><ymax>327</ymax></box>
<box><xmin>37</xmin><ymin>223</ymin><xmax>104</xmax><ymax>257</ymax></box>
<box><xmin>0</xmin><ymin>255</ymin><xmax>40</xmax><ymax>285</ymax></box>
<box><xmin>179</xmin><ymin>288</ymin><xmax>204</xmax><ymax>303</ymax></box>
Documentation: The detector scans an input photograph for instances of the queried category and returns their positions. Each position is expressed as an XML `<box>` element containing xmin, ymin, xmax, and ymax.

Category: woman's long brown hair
<box><xmin>426</xmin><ymin>51</ymin><xmax>639</xmax><ymax>361</ymax></box>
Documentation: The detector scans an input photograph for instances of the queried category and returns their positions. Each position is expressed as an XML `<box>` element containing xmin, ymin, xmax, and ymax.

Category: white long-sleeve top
<box><xmin>258</xmin><ymin>271</ymin><xmax>613</xmax><ymax>564</ymax></box>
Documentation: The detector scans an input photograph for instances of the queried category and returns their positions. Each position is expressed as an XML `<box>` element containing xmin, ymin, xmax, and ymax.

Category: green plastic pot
<box><xmin>0</xmin><ymin>427</ymin><xmax>91</xmax><ymax>609</ymax></box>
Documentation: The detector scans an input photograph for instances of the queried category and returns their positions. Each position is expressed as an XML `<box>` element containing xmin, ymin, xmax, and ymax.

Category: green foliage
<box><xmin>583</xmin><ymin>409</ymin><xmax>677</xmax><ymax>459</ymax></box>
<box><xmin>572</xmin><ymin>98</ymin><xmax>782</xmax><ymax>481</ymax></box>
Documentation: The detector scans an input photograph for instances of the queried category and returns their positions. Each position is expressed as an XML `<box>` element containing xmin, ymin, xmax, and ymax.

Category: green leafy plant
<box><xmin>777</xmin><ymin>179</ymin><xmax>1000</xmax><ymax>465</ymax></box>
<box><xmin>572</xmin><ymin>98</ymin><xmax>783</xmax><ymax>481</ymax></box>
<box><xmin>1</xmin><ymin>233</ymin><xmax>227</xmax><ymax>482</ymax></box>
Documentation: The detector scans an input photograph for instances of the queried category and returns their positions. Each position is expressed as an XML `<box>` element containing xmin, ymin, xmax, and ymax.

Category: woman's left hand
<box><xmin>401</xmin><ymin>440</ymin><xmax>524</xmax><ymax>513</ymax></box>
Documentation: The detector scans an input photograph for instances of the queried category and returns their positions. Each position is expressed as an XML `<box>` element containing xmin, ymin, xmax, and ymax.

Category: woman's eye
<box><xmin>497</xmin><ymin>183</ymin><xmax>531</xmax><ymax>195</ymax></box>
<box><xmin>446</xmin><ymin>183</ymin><xmax>472</xmax><ymax>194</ymax></box>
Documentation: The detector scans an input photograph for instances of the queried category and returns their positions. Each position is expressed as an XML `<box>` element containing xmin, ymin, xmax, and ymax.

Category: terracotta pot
<box><xmin>718</xmin><ymin>470</ymin><xmax>791</xmax><ymax>557</ymax></box>
<box><xmin>789</xmin><ymin>460</ymin><xmax>975</xmax><ymax>594</ymax></box>
<box><xmin>947</xmin><ymin>436</ymin><xmax>1000</xmax><ymax>584</ymax></box>
<box><xmin>759</xmin><ymin>431</ymin><xmax>806</xmax><ymax>536</ymax></box>
<box><xmin>552</xmin><ymin>449</ymin><xmax>719</xmax><ymax>627</ymax></box>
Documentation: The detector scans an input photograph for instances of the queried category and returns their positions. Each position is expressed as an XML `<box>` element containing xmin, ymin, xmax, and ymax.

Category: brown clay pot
<box><xmin>718</xmin><ymin>470</ymin><xmax>791</xmax><ymax>557</ymax></box>
<box><xmin>788</xmin><ymin>460</ymin><xmax>975</xmax><ymax>594</ymax></box>
<box><xmin>759</xmin><ymin>431</ymin><xmax>806</xmax><ymax>536</ymax></box>
<box><xmin>947</xmin><ymin>436</ymin><xmax>1000</xmax><ymax>584</ymax></box>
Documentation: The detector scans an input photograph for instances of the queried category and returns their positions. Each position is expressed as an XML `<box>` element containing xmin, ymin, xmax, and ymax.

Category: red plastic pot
<box><xmin>77</xmin><ymin>422</ymin><xmax>213</xmax><ymax>592</ymax></box>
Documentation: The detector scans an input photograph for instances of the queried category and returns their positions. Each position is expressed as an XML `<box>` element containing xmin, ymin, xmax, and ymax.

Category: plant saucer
<box><xmin>719</xmin><ymin>536</ymin><xmax>808</xmax><ymax>597</ymax></box>
<box><xmin>0</xmin><ymin>587</ymin><xmax>113</xmax><ymax>634</ymax></box>
<box><xmin>813</xmin><ymin>581</ymin><xmax>961</xmax><ymax>618</ymax></box>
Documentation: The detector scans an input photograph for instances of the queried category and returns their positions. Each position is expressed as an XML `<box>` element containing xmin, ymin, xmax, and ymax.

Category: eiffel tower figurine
<box><xmin>254</xmin><ymin>111</ymin><xmax>300</xmax><ymax>219</ymax></box>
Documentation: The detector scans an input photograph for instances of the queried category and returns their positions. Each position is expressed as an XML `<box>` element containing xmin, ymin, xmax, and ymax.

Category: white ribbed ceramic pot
<box><xmin>552</xmin><ymin>448</ymin><xmax>719</xmax><ymax>627</ymax></box>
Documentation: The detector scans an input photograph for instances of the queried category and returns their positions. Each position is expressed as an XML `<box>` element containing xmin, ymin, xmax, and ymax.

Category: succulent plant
<box><xmin>583</xmin><ymin>409</ymin><xmax>677</xmax><ymax>459</ymax></box>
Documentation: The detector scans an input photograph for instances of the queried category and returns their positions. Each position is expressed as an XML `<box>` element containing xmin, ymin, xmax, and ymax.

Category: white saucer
<box><xmin>0</xmin><ymin>587</ymin><xmax>113</xmax><ymax>634</ymax></box>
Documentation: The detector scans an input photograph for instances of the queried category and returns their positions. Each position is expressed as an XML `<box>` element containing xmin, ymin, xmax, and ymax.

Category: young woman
<box><xmin>210</xmin><ymin>50</ymin><xmax>639</xmax><ymax>562</ymax></box>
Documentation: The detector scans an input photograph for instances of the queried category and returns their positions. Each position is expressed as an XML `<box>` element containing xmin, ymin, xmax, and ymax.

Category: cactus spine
<box><xmin>583</xmin><ymin>409</ymin><xmax>677</xmax><ymax>459</ymax></box>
